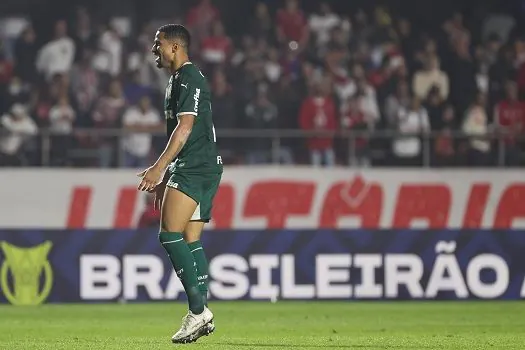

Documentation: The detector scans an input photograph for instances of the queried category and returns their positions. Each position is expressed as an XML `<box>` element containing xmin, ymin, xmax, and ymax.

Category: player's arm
<box><xmin>153</xmin><ymin>114</ymin><xmax>195</xmax><ymax>170</ymax></box>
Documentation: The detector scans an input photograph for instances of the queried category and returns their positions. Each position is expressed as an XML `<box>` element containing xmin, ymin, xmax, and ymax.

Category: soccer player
<box><xmin>137</xmin><ymin>24</ymin><xmax>223</xmax><ymax>344</ymax></box>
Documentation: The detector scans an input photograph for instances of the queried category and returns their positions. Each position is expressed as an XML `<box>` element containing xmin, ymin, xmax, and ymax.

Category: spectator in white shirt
<box><xmin>462</xmin><ymin>92</ymin><xmax>491</xmax><ymax>166</ymax></box>
<box><xmin>392</xmin><ymin>96</ymin><xmax>430</xmax><ymax>166</ymax></box>
<box><xmin>49</xmin><ymin>96</ymin><xmax>76</xmax><ymax>134</ymax></box>
<box><xmin>412</xmin><ymin>55</ymin><xmax>449</xmax><ymax>101</ymax></box>
<box><xmin>36</xmin><ymin>20</ymin><xmax>75</xmax><ymax>81</ymax></box>
<box><xmin>121</xmin><ymin>95</ymin><xmax>162</xmax><ymax>168</ymax></box>
<box><xmin>0</xmin><ymin>104</ymin><xmax>38</xmax><ymax>166</ymax></box>
<box><xmin>98</xmin><ymin>24</ymin><xmax>123</xmax><ymax>77</ymax></box>
<box><xmin>309</xmin><ymin>3</ymin><xmax>341</xmax><ymax>52</ymax></box>
<box><xmin>49</xmin><ymin>96</ymin><xmax>76</xmax><ymax>165</ymax></box>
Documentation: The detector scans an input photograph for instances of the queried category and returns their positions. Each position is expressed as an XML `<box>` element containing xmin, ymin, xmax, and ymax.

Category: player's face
<box><xmin>152</xmin><ymin>31</ymin><xmax>172</xmax><ymax>69</ymax></box>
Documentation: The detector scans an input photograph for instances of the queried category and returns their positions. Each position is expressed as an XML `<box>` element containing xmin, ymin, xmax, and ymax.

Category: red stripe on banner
<box><xmin>494</xmin><ymin>184</ymin><xmax>525</xmax><ymax>228</ymax></box>
<box><xmin>463</xmin><ymin>184</ymin><xmax>490</xmax><ymax>228</ymax></box>
<box><xmin>393</xmin><ymin>185</ymin><xmax>451</xmax><ymax>228</ymax></box>
<box><xmin>243</xmin><ymin>181</ymin><xmax>315</xmax><ymax>229</ymax></box>
<box><xmin>113</xmin><ymin>187</ymin><xmax>138</xmax><ymax>228</ymax></box>
<box><xmin>211</xmin><ymin>184</ymin><xmax>235</xmax><ymax>229</ymax></box>
<box><xmin>66</xmin><ymin>187</ymin><xmax>92</xmax><ymax>228</ymax></box>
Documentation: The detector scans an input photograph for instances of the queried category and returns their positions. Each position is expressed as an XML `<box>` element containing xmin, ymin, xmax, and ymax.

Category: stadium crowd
<box><xmin>0</xmin><ymin>0</ymin><xmax>524</xmax><ymax>167</ymax></box>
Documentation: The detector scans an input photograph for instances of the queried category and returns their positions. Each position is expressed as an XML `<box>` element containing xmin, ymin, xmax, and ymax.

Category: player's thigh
<box><xmin>187</xmin><ymin>173</ymin><xmax>222</xmax><ymax>226</ymax></box>
<box><xmin>161</xmin><ymin>174</ymin><xmax>201</xmax><ymax>232</ymax></box>
<box><xmin>184</xmin><ymin>221</ymin><xmax>205</xmax><ymax>243</ymax></box>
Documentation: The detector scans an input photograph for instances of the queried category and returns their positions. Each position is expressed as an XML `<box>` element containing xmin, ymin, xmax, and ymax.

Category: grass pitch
<box><xmin>1</xmin><ymin>301</ymin><xmax>524</xmax><ymax>349</ymax></box>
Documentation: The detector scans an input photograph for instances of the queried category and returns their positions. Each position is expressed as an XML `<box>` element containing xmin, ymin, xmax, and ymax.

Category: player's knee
<box><xmin>183</xmin><ymin>230</ymin><xmax>200</xmax><ymax>243</ymax></box>
<box><xmin>160</xmin><ymin>220</ymin><xmax>185</xmax><ymax>233</ymax></box>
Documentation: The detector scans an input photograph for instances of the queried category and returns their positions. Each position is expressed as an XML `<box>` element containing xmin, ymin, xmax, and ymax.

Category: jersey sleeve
<box><xmin>176</xmin><ymin>77</ymin><xmax>202</xmax><ymax>117</ymax></box>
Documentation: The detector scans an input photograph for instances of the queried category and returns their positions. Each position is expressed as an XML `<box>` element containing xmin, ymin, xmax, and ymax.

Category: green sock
<box><xmin>188</xmin><ymin>240</ymin><xmax>209</xmax><ymax>306</ymax></box>
<box><xmin>159</xmin><ymin>232</ymin><xmax>204</xmax><ymax>314</ymax></box>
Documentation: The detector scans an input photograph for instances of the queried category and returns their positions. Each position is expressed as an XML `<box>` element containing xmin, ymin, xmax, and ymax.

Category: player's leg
<box><xmin>184</xmin><ymin>174</ymin><xmax>221</xmax><ymax>302</ymax></box>
<box><xmin>183</xmin><ymin>173</ymin><xmax>221</xmax><ymax>337</ymax></box>
<box><xmin>159</xmin><ymin>187</ymin><xmax>204</xmax><ymax>314</ymax></box>
<box><xmin>161</xmin><ymin>174</ymin><xmax>213</xmax><ymax>343</ymax></box>
<box><xmin>184</xmin><ymin>220</ymin><xmax>209</xmax><ymax>306</ymax></box>
<box><xmin>184</xmin><ymin>220</ymin><xmax>215</xmax><ymax>336</ymax></box>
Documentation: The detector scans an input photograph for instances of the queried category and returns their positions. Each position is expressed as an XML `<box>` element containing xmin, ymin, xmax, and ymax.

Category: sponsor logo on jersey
<box><xmin>194</xmin><ymin>88</ymin><xmax>201</xmax><ymax>113</ymax></box>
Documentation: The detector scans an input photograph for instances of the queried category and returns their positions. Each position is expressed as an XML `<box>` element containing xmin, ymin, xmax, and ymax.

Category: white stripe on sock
<box><xmin>162</xmin><ymin>238</ymin><xmax>184</xmax><ymax>244</ymax></box>
<box><xmin>191</xmin><ymin>247</ymin><xmax>203</xmax><ymax>253</ymax></box>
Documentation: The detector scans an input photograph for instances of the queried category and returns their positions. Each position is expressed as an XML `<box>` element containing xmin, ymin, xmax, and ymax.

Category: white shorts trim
<box><xmin>190</xmin><ymin>203</ymin><xmax>201</xmax><ymax>221</ymax></box>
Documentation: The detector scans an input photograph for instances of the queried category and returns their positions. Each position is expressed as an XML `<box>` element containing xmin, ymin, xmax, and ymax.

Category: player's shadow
<box><xmin>214</xmin><ymin>342</ymin><xmax>433</xmax><ymax>349</ymax></box>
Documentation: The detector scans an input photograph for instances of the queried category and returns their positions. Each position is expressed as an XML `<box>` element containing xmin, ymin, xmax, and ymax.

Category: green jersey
<box><xmin>164</xmin><ymin>62</ymin><xmax>223</xmax><ymax>174</ymax></box>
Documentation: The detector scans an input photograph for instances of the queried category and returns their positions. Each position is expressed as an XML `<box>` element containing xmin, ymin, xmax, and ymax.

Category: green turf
<box><xmin>1</xmin><ymin>301</ymin><xmax>524</xmax><ymax>349</ymax></box>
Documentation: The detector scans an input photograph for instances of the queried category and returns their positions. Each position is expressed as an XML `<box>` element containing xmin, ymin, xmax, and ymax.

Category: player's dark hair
<box><xmin>158</xmin><ymin>24</ymin><xmax>191</xmax><ymax>51</ymax></box>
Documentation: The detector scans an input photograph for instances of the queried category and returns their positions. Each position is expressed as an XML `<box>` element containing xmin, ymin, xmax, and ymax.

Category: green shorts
<box><xmin>166</xmin><ymin>171</ymin><xmax>222</xmax><ymax>222</ymax></box>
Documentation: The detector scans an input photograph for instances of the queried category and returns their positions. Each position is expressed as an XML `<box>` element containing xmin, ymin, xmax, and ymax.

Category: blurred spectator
<box><xmin>384</xmin><ymin>79</ymin><xmax>411</xmax><ymax>127</ymax></box>
<box><xmin>73</xmin><ymin>7</ymin><xmax>96</xmax><ymax>61</ymax></box>
<box><xmin>392</xmin><ymin>96</ymin><xmax>430</xmax><ymax>166</ymax></box>
<box><xmin>355</xmin><ymin>78</ymin><xmax>380</xmax><ymax>127</ymax></box>
<box><xmin>0</xmin><ymin>50</ymin><xmax>14</xmax><ymax>87</ymax></box>
<box><xmin>324</xmin><ymin>26</ymin><xmax>351</xmax><ymax>80</ymax></box>
<box><xmin>70</xmin><ymin>49</ymin><xmax>99</xmax><ymax>125</ymax></box>
<box><xmin>413</xmin><ymin>55</ymin><xmax>449</xmax><ymax>101</ymax></box>
<box><xmin>250</xmin><ymin>2</ymin><xmax>274</xmax><ymax>42</ymax></box>
<box><xmin>433</xmin><ymin>105</ymin><xmax>457</xmax><ymax>166</ymax></box>
<box><xmin>397</xmin><ymin>19</ymin><xmax>418</xmax><ymax>70</ymax></box>
<box><xmin>36</xmin><ymin>20</ymin><xmax>75</xmax><ymax>81</ymax></box>
<box><xmin>0</xmin><ymin>104</ymin><xmax>38</xmax><ymax>166</ymax></box>
<box><xmin>212</xmin><ymin>70</ymin><xmax>237</xmax><ymax>159</ymax></box>
<box><xmin>243</xmin><ymin>86</ymin><xmax>281</xmax><ymax>164</ymax></box>
<box><xmin>186</xmin><ymin>0</ymin><xmax>221</xmax><ymax>44</ymax></box>
<box><xmin>121</xmin><ymin>95</ymin><xmax>161</xmax><ymax>168</ymax></box>
<box><xmin>124</xmin><ymin>71</ymin><xmax>153</xmax><ymax>106</ymax></box>
<box><xmin>425</xmin><ymin>86</ymin><xmax>446</xmax><ymax>129</ymax></box>
<box><xmin>96</xmin><ymin>24</ymin><xmax>123</xmax><ymax>77</ymax></box>
<box><xmin>309</xmin><ymin>3</ymin><xmax>342</xmax><ymax>54</ymax></box>
<box><xmin>341</xmin><ymin>94</ymin><xmax>369</xmax><ymax>166</ymax></box>
<box><xmin>494</xmin><ymin>81</ymin><xmax>525</xmax><ymax>166</ymax></box>
<box><xmin>489</xmin><ymin>46</ymin><xmax>516</xmax><ymax>107</ymax></box>
<box><xmin>299</xmin><ymin>77</ymin><xmax>337</xmax><ymax>167</ymax></box>
<box><xmin>462</xmin><ymin>92</ymin><xmax>491</xmax><ymax>166</ymax></box>
<box><xmin>49</xmin><ymin>96</ymin><xmax>76</xmax><ymax>165</ymax></box>
<box><xmin>264</xmin><ymin>48</ymin><xmax>282</xmax><ymax>84</ymax></box>
<box><xmin>13</xmin><ymin>26</ymin><xmax>37</xmax><ymax>83</ymax></box>
<box><xmin>276</xmin><ymin>0</ymin><xmax>309</xmax><ymax>50</ymax></box>
<box><xmin>449</xmin><ymin>35</ymin><xmax>478</xmax><ymax>115</ymax></box>
<box><xmin>92</xmin><ymin>79</ymin><xmax>126</xmax><ymax>167</ymax></box>
<box><xmin>4</xmin><ymin>76</ymin><xmax>31</xmax><ymax>109</ymax></box>
<box><xmin>368</xmin><ymin>56</ymin><xmax>394</xmax><ymax>100</ymax></box>
<box><xmin>482</xmin><ymin>13</ymin><xmax>515</xmax><ymax>44</ymax></box>
<box><xmin>201</xmin><ymin>21</ymin><xmax>233</xmax><ymax>69</ymax></box>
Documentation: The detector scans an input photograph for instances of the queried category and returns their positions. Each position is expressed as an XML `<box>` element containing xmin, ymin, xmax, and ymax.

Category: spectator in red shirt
<box><xmin>276</xmin><ymin>0</ymin><xmax>309</xmax><ymax>50</ymax></box>
<box><xmin>340</xmin><ymin>94</ymin><xmax>370</xmax><ymax>166</ymax></box>
<box><xmin>186</xmin><ymin>0</ymin><xmax>221</xmax><ymax>45</ymax></box>
<box><xmin>494</xmin><ymin>80</ymin><xmax>525</xmax><ymax>165</ymax></box>
<box><xmin>299</xmin><ymin>76</ymin><xmax>337</xmax><ymax>166</ymax></box>
<box><xmin>201</xmin><ymin>20</ymin><xmax>233</xmax><ymax>70</ymax></box>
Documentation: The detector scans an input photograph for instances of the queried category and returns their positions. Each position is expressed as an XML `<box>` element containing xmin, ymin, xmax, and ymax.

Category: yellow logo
<box><xmin>0</xmin><ymin>241</ymin><xmax>53</xmax><ymax>305</ymax></box>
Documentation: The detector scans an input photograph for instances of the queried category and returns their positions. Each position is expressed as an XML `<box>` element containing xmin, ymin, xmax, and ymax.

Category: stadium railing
<box><xmin>27</xmin><ymin>128</ymin><xmax>521</xmax><ymax>167</ymax></box>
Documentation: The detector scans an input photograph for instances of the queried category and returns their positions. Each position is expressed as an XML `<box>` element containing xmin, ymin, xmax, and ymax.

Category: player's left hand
<box><xmin>137</xmin><ymin>165</ymin><xmax>164</xmax><ymax>192</ymax></box>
